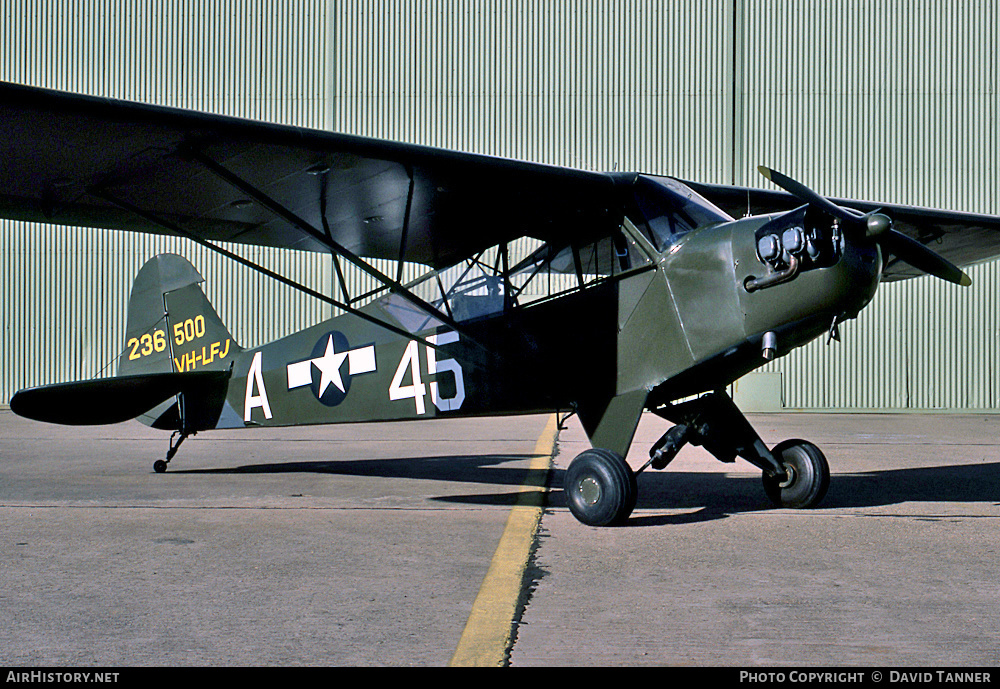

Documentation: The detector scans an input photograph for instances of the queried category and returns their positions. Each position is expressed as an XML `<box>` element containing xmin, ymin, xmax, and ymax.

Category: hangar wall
<box><xmin>2</xmin><ymin>0</ymin><xmax>998</xmax><ymax>410</ymax></box>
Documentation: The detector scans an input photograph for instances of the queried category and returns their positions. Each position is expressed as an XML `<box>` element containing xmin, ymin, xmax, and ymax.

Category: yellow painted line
<box><xmin>449</xmin><ymin>414</ymin><xmax>559</xmax><ymax>667</ymax></box>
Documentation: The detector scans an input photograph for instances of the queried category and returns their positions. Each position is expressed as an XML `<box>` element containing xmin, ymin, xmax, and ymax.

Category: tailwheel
<box><xmin>762</xmin><ymin>439</ymin><xmax>830</xmax><ymax>508</ymax></box>
<box><xmin>153</xmin><ymin>429</ymin><xmax>192</xmax><ymax>474</ymax></box>
<box><xmin>565</xmin><ymin>448</ymin><xmax>637</xmax><ymax>526</ymax></box>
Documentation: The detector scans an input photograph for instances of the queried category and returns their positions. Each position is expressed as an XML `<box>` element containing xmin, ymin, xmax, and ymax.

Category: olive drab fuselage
<box><xmin>215</xmin><ymin>207</ymin><xmax>882</xmax><ymax>458</ymax></box>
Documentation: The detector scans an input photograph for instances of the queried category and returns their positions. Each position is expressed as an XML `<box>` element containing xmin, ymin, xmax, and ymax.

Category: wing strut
<box><xmin>396</xmin><ymin>165</ymin><xmax>415</xmax><ymax>285</ymax></box>
<box><xmin>90</xmin><ymin>187</ymin><xmax>464</xmax><ymax>358</ymax></box>
<box><xmin>317</xmin><ymin>172</ymin><xmax>353</xmax><ymax>303</ymax></box>
<box><xmin>182</xmin><ymin>146</ymin><xmax>477</xmax><ymax>342</ymax></box>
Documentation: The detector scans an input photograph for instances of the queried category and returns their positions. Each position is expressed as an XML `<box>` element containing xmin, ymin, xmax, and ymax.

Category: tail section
<box><xmin>117</xmin><ymin>254</ymin><xmax>242</xmax><ymax>428</ymax></box>
<box><xmin>11</xmin><ymin>254</ymin><xmax>240</xmax><ymax>430</ymax></box>
<box><xmin>10</xmin><ymin>254</ymin><xmax>241</xmax><ymax>430</ymax></box>
<box><xmin>118</xmin><ymin>253</ymin><xmax>241</xmax><ymax>377</ymax></box>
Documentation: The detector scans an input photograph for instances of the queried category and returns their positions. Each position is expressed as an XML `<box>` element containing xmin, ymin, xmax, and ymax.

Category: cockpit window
<box><xmin>380</xmin><ymin>221</ymin><xmax>658</xmax><ymax>332</ymax></box>
<box><xmin>632</xmin><ymin>175</ymin><xmax>733</xmax><ymax>250</ymax></box>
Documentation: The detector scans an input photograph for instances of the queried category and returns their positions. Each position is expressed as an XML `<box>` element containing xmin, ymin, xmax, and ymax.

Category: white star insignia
<box><xmin>311</xmin><ymin>335</ymin><xmax>349</xmax><ymax>396</ymax></box>
<box><xmin>286</xmin><ymin>336</ymin><xmax>377</xmax><ymax>397</ymax></box>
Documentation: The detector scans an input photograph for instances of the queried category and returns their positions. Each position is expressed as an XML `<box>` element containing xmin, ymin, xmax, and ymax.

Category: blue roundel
<box><xmin>309</xmin><ymin>331</ymin><xmax>352</xmax><ymax>407</ymax></box>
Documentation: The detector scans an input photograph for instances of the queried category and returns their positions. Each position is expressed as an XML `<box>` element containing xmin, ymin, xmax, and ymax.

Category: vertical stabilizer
<box><xmin>118</xmin><ymin>254</ymin><xmax>241</xmax><ymax>378</ymax></box>
<box><xmin>118</xmin><ymin>254</ymin><xmax>241</xmax><ymax>429</ymax></box>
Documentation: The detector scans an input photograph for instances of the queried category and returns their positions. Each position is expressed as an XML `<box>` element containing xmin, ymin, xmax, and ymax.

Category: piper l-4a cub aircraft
<box><xmin>5</xmin><ymin>81</ymin><xmax>1000</xmax><ymax>526</ymax></box>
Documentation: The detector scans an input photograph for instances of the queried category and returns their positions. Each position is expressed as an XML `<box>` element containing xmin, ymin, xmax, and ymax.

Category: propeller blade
<box><xmin>881</xmin><ymin>229</ymin><xmax>972</xmax><ymax>286</ymax></box>
<box><xmin>758</xmin><ymin>166</ymin><xmax>864</xmax><ymax>226</ymax></box>
<box><xmin>757</xmin><ymin>166</ymin><xmax>973</xmax><ymax>286</ymax></box>
<box><xmin>758</xmin><ymin>166</ymin><xmax>972</xmax><ymax>286</ymax></box>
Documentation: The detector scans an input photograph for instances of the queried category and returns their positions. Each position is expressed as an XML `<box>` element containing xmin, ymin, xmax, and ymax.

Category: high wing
<box><xmin>0</xmin><ymin>81</ymin><xmax>621</xmax><ymax>270</ymax></box>
<box><xmin>3</xmin><ymin>80</ymin><xmax>1000</xmax><ymax>282</ymax></box>
<box><xmin>677</xmin><ymin>178</ymin><xmax>1000</xmax><ymax>282</ymax></box>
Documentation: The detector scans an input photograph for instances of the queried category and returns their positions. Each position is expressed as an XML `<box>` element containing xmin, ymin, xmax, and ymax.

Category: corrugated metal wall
<box><xmin>2</xmin><ymin>0</ymin><xmax>998</xmax><ymax>409</ymax></box>
<box><xmin>741</xmin><ymin>0</ymin><xmax>1000</xmax><ymax>409</ymax></box>
<box><xmin>331</xmin><ymin>0</ymin><xmax>734</xmax><ymax>176</ymax></box>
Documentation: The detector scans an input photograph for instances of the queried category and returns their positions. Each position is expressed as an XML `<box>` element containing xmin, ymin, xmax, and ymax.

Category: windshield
<box><xmin>632</xmin><ymin>175</ymin><xmax>733</xmax><ymax>250</ymax></box>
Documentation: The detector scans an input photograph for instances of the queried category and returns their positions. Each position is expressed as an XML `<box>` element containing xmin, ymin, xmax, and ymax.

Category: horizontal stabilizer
<box><xmin>10</xmin><ymin>371</ymin><xmax>231</xmax><ymax>426</ymax></box>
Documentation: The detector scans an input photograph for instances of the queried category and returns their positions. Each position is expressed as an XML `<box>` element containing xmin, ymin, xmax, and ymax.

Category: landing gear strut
<box><xmin>645</xmin><ymin>390</ymin><xmax>829</xmax><ymax>509</ymax></box>
<box><xmin>565</xmin><ymin>391</ymin><xmax>831</xmax><ymax>526</ymax></box>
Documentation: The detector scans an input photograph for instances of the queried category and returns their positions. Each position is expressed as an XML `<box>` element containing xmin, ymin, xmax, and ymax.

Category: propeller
<box><xmin>758</xmin><ymin>166</ymin><xmax>971</xmax><ymax>287</ymax></box>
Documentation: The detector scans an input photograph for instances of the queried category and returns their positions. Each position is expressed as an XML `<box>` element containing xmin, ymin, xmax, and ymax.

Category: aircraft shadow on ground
<box><xmin>179</xmin><ymin>453</ymin><xmax>546</xmax><ymax>496</ymax></box>
<box><xmin>182</xmin><ymin>453</ymin><xmax>1000</xmax><ymax>524</ymax></box>
<box><xmin>616</xmin><ymin>461</ymin><xmax>1000</xmax><ymax>527</ymax></box>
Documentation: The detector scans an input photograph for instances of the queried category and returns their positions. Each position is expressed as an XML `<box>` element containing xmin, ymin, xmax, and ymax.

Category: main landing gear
<box><xmin>564</xmin><ymin>448</ymin><xmax>638</xmax><ymax>526</ymax></box>
<box><xmin>564</xmin><ymin>391</ymin><xmax>830</xmax><ymax>526</ymax></box>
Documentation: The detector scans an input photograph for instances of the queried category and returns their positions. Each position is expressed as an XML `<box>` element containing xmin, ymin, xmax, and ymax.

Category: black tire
<box><xmin>564</xmin><ymin>448</ymin><xmax>637</xmax><ymax>526</ymax></box>
<box><xmin>153</xmin><ymin>459</ymin><xmax>168</xmax><ymax>474</ymax></box>
<box><xmin>762</xmin><ymin>439</ymin><xmax>829</xmax><ymax>508</ymax></box>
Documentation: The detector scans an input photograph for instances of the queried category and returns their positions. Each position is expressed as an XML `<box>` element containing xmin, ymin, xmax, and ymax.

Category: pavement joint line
<box><xmin>448</xmin><ymin>414</ymin><xmax>558</xmax><ymax>668</ymax></box>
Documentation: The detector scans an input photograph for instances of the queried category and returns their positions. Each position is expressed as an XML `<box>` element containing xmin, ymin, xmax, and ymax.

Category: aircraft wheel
<box><xmin>153</xmin><ymin>460</ymin><xmax>168</xmax><ymax>474</ymax></box>
<box><xmin>762</xmin><ymin>439</ymin><xmax>829</xmax><ymax>508</ymax></box>
<box><xmin>564</xmin><ymin>448</ymin><xmax>637</xmax><ymax>526</ymax></box>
